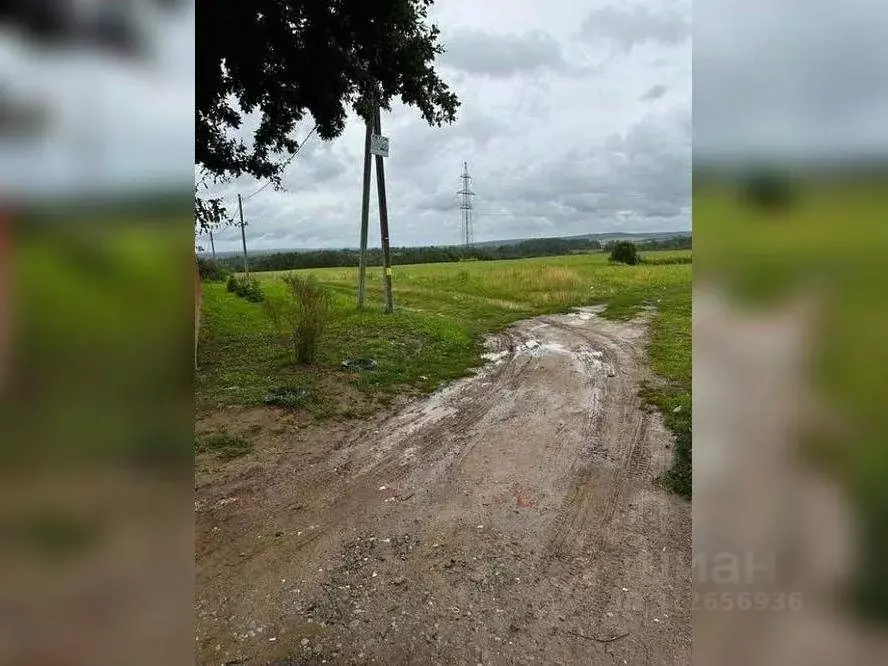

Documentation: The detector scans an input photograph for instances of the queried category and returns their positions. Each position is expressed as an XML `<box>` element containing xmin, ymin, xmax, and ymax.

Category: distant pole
<box><xmin>237</xmin><ymin>193</ymin><xmax>249</xmax><ymax>275</ymax></box>
<box><xmin>208</xmin><ymin>228</ymin><xmax>216</xmax><ymax>259</ymax></box>
<box><xmin>357</xmin><ymin>113</ymin><xmax>373</xmax><ymax>311</ymax></box>
<box><xmin>373</xmin><ymin>106</ymin><xmax>394</xmax><ymax>313</ymax></box>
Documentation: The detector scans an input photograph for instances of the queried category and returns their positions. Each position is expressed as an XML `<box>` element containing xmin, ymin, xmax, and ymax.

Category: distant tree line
<box><xmin>212</xmin><ymin>234</ymin><xmax>691</xmax><ymax>273</ymax></box>
<box><xmin>627</xmin><ymin>236</ymin><xmax>692</xmax><ymax>252</ymax></box>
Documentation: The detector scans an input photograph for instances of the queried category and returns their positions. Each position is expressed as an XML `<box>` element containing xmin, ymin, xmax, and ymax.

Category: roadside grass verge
<box><xmin>639</xmin><ymin>288</ymin><xmax>691</xmax><ymax>498</ymax></box>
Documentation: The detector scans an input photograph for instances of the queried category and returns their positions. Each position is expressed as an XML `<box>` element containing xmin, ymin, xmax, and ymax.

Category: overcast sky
<box><xmin>203</xmin><ymin>0</ymin><xmax>693</xmax><ymax>250</ymax></box>
<box><xmin>694</xmin><ymin>0</ymin><xmax>888</xmax><ymax>164</ymax></box>
<box><xmin>3</xmin><ymin>1</ymin><xmax>887</xmax><ymax>250</ymax></box>
<box><xmin>0</xmin><ymin>2</ymin><xmax>194</xmax><ymax>198</ymax></box>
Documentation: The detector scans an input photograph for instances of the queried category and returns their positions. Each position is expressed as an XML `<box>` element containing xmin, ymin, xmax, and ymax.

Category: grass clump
<box><xmin>264</xmin><ymin>273</ymin><xmax>333</xmax><ymax>365</ymax></box>
<box><xmin>194</xmin><ymin>431</ymin><xmax>253</xmax><ymax>461</ymax></box>
<box><xmin>262</xmin><ymin>386</ymin><xmax>310</xmax><ymax>408</ymax></box>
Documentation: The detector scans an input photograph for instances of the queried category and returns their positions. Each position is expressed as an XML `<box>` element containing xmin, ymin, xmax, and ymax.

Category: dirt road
<box><xmin>195</xmin><ymin>307</ymin><xmax>691</xmax><ymax>665</ymax></box>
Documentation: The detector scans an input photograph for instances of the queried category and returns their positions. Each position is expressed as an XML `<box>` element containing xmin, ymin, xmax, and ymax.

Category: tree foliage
<box><xmin>608</xmin><ymin>241</ymin><xmax>640</xmax><ymax>266</ymax></box>
<box><xmin>211</xmin><ymin>237</ymin><xmax>603</xmax><ymax>272</ymax></box>
<box><xmin>195</xmin><ymin>0</ymin><xmax>460</xmax><ymax>230</ymax></box>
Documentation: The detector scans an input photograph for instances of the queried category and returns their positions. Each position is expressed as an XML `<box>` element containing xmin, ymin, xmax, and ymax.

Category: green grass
<box><xmin>642</xmin><ymin>287</ymin><xmax>691</xmax><ymax>497</ymax></box>
<box><xmin>194</xmin><ymin>431</ymin><xmax>254</xmax><ymax>461</ymax></box>
<box><xmin>196</xmin><ymin>250</ymin><xmax>692</xmax><ymax>491</ymax></box>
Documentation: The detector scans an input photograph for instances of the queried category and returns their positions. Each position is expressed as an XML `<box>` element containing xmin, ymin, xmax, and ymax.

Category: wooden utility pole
<box><xmin>208</xmin><ymin>228</ymin><xmax>216</xmax><ymax>259</ymax></box>
<box><xmin>237</xmin><ymin>193</ymin><xmax>249</xmax><ymax>275</ymax></box>
<box><xmin>357</xmin><ymin>113</ymin><xmax>373</xmax><ymax>311</ymax></box>
<box><xmin>373</xmin><ymin>106</ymin><xmax>394</xmax><ymax>313</ymax></box>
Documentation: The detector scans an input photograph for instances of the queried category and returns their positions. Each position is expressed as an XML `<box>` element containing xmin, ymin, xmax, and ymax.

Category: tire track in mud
<box><xmin>280</xmin><ymin>329</ymin><xmax>533</xmax><ymax>552</ymax></box>
<box><xmin>540</xmin><ymin>316</ymin><xmax>653</xmax><ymax>561</ymax></box>
<box><xmin>198</xmin><ymin>330</ymin><xmax>533</xmax><ymax>563</ymax></box>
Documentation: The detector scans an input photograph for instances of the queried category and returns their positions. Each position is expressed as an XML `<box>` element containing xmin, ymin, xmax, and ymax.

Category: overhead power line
<box><xmin>242</xmin><ymin>124</ymin><xmax>318</xmax><ymax>201</ymax></box>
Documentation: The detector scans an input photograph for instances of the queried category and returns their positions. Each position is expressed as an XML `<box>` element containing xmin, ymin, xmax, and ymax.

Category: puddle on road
<box><xmin>481</xmin><ymin>350</ymin><xmax>510</xmax><ymax>363</ymax></box>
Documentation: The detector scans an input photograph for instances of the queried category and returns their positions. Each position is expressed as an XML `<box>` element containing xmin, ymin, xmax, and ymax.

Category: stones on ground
<box><xmin>341</xmin><ymin>358</ymin><xmax>378</xmax><ymax>372</ymax></box>
<box><xmin>672</xmin><ymin>405</ymin><xmax>683</xmax><ymax>413</ymax></box>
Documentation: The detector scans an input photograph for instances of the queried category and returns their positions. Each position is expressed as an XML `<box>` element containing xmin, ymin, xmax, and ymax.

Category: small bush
<box><xmin>263</xmin><ymin>273</ymin><xmax>333</xmax><ymax>365</ymax></box>
<box><xmin>226</xmin><ymin>275</ymin><xmax>264</xmax><ymax>302</ymax></box>
<box><xmin>197</xmin><ymin>257</ymin><xmax>231</xmax><ymax>282</ymax></box>
<box><xmin>239</xmin><ymin>277</ymin><xmax>264</xmax><ymax>302</ymax></box>
<box><xmin>609</xmin><ymin>241</ymin><xmax>640</xmax><ymax>265</ymax></box>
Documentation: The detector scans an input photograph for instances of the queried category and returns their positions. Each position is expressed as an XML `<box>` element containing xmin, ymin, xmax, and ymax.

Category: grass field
<box><xmin>196</xmin><ymin>250</ymin><xmax>692</xmax><ymax>496</ymax></box>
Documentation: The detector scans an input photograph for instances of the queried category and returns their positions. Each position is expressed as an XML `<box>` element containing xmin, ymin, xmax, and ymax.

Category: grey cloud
<box><xmin>416</xmin><ymin>188</ymin><xmax>460</xmax><ymax>214</ymax></box>
<box><xmin>440</xmin><ymin>29</ymin><xmax>566</xmax><ymax>78</ymax></box>
<box><xmin>642</xmin><ymin>84</ymin><xmax>668</xmax><ymax>101</ymax></box>
<box><xmin>459</xmin><ymin>105</ymin><xmax>690</xmax><ymax>240</ymax></box>
<box><xmin>390</xmin><ymin>107</ymin><xmax>509</xmax><ymax>186</ymax></box>
<box><xmin>580</xmin><ymin>3</ymin><xmax>690</xmax><ymax>53</ymax></box>
<box><xmin>281</xmin><ymin>145</ymin><xmax>349</xmax><ymax>190</ymax></box>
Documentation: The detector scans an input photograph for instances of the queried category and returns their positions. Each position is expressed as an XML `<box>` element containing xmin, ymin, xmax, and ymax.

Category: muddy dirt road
<box><xmin>195</xmin><ymin>308</ymin><xmax>691</xmax><ymax>665</ymax></box>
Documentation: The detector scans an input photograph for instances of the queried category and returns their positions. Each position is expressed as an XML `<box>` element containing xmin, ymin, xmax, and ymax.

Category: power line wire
<box><xmin>242</xmin><ymin>124</ymin><xmax>318</xmax><ymax>201</ymax></box>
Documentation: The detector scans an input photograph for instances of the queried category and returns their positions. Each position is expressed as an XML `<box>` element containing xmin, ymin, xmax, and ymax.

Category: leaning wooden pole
<box><xmin>357</xmin><ymin>113</ymin><xmax>373</xmax><ymax>311</ymax></box>
<box><xmin>373</xmin><ymin>106</ymin><xmax>394</xmax><ymax>313</ymax></box>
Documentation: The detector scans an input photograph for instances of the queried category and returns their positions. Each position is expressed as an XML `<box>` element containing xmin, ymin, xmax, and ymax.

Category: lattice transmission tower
<box><xmin>457</xmin><ymin>161</ymin><xmax>475</xmax><ymax>247</ymax></box>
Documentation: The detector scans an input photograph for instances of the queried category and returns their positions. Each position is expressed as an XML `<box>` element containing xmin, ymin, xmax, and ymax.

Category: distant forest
<box><xmin>213</xmin><ymin>234</ymin><xmax>691</xmax><ymax>273</ymax></box>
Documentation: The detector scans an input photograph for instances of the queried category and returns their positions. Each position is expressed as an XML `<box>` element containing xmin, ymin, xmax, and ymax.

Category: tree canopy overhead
<box><xmin>196</xmin><ymin>0</ymin><xmax>460</xmax><ymax>227</ymax></box>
